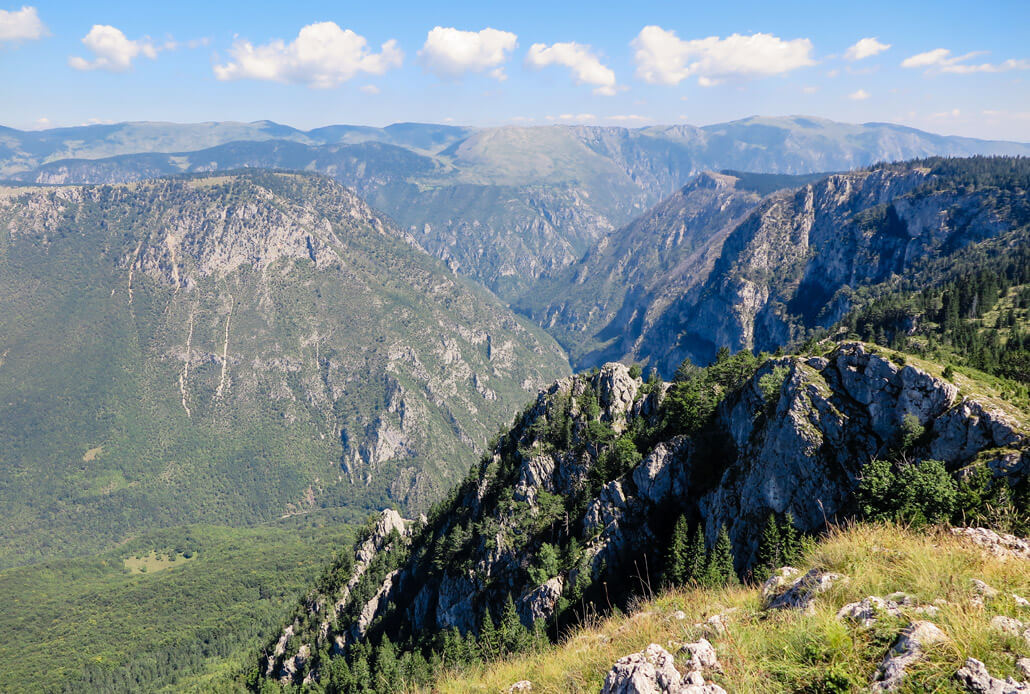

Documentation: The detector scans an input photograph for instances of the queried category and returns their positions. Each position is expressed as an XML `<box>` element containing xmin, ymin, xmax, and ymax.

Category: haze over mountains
<box><xmin>5</xmin><ymin>116</ymin><xmax>1030</xmax><ymax>299</ymax></box>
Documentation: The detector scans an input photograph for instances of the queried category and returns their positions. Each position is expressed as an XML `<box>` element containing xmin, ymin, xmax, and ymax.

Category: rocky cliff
<box><xmin>262</xmin><ymin>341</ymin><xmax>1029</xmax><ymax>686</ymax></box>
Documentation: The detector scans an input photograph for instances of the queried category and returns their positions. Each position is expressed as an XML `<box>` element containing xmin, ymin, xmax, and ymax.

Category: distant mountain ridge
<box><xmin>525</xmin><ymin>157</ymin><xmax>1030</xmax><ymax>375</ymax></box>
<box><xmin>5</xmin><ymin>116</ymin><xmax>1029</xmax><ymax>299</ymax></box>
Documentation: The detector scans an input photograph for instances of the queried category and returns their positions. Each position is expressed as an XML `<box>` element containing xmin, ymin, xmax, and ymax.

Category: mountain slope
<box><xmin>0</xmin><ymin>172</ymin><xmax>569</xmax><ymax>567</ymax></box>
<box><xmin>257</xmin><ymin>340</ymin><xmax>1030</xmax><ymax>688</ymax></box>
<box><xmin>527</xmin><ymin>157</ymin><xmax>1030</xmax><ymax>375</ymax></box>
<box><xmin>7</xmin><ymin>118</ymin><xmax>1030</xmax><ymax>299</ymax></box>
<box><xmin>518</xmin><ymin>170</ymin><xmax>828</xmax><ymax>369</ymax></box>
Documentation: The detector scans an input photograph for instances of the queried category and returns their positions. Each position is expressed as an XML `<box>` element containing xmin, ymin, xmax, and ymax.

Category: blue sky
<box><xmin>2</xmin><ymin>0</ymin><xmax>1029</xmax><ymax>140</ymax></box>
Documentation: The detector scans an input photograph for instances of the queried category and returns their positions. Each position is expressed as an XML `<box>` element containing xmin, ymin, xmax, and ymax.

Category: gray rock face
<box><xmin>957</xmin><ymin>658</ymin><xmax>1030</xmax><ymax>693</ymax></box>
<box><xmin>519</xmin><ymin>577</ymin><xmax>564</xmax><ymax>625</ymax></box>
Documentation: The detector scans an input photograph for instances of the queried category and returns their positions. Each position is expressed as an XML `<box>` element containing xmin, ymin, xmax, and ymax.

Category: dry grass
<box><xmin>418</xmin><ymin>523</ymin><xmax>1030</xmax><ymax>693</ymax></box>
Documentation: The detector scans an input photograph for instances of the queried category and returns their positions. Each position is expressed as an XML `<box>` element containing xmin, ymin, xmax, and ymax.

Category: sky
<box><xmin>1</xmin><ymin>0</ymin><xmax>1029</xmax><ymax>140</ymax></box>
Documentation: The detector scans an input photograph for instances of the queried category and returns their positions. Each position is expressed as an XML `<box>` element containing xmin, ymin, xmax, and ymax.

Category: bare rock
<box><xmin>761</xmin><ymin>567</ymin><xmax>801</xmax><ymax>598</ymax></box>
<box><xmin>956</xmin><ymin>657</ymin><xmax>1030</xmax><ymax>693</ymax></box>
<box><xmin>765</xmin><ymin>569</ymin><xmax>846</xmax><ymax>614</ymax></box>
<box><xmin>953</xmin><ymin>528</ymin><xmax>1030</xmax><ymax>561</ymax></box>
<box><xmin>872</xmin><ymin>621</ymin><xmax>949</xmax><ymax>691</ymax></box>
<box><xmin>600</xmin><ymin>643</ymin><xmax>726</xmax><ymax>694</ymax></box>
<box><xmin>681</xmin><ymin>637</ymin><xmax>722</xmax><ymax>673</ymax></box>
<box><xmin>519</xmin><ymin>576</ymin><xmax>564</xmax><ymax>625</ymax></box>
<box><xmin>507</xmin><ymin>681</ymin><xmax>533</xmax><ymax>693</ymax></box>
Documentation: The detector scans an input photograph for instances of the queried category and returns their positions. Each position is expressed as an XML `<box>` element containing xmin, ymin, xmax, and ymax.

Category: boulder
<box><xmin>765</xmin><ymin>569</ymin><xmax>846</xmax><ymax>614</ymax></box>
<box><xmin>600</xmin><ymin>643</ymin><xmax>726</xmax><ymax>694</ymax></box>
<box><xmin>872</xmin><ymin>621</ymin><xmax>949</xmax><ymax>691</ymax></box>
<box><xmin>956</xmin><ymin>657</ymin><xmax>1030</xmax><ymax>693</ymax></box>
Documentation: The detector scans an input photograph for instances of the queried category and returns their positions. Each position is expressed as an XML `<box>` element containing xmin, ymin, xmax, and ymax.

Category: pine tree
<box><xmin>441</xmin><ymin>627</ymin><xmax>463</xmax><ymax>668</ymax></box>
<box><xmin>754</xmin><ymin>512</ymin><xmax>781</xmax><ymax>582</ymax></box>
<box><xmin>704</xmin><ymin>524</ymin><xmax>738</xmax><ymax>587</ymax></box>
<box><xmin>349</xmin><ymin>651</ymin><xmax>372</xmax><ymax>694</ymax></box>
<box><xmin>665</xmin><ymin>514</ymin><xmax>691</xmax><ymax>585</ymax></box>
<box><xmin>686</xmin><ymin>521</ymin><xmax>707</xmax><ymax>584</ymax></box>
<box><xmin>780</xmin><ymin>512</ymin><xmax>801</xmax><ymax>566</ymax></box>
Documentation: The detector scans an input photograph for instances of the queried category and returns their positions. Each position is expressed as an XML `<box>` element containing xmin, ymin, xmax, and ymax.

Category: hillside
<box><xmin>0</xmin><ymin>172</ymin><xmax>569</xmax><ymax>567</ymax></box>
<box><xmin>6</xmin><ymin>118</ymin><xmax>1030</xmax><ymax>299</ymax></box>
<box><xmin>424</xmin><ymin>523</ymin><xmax>1030</xmax><ymax>693</ymax></box>
<box><xmin>527</xmin><ymin>157</ymin><xmax>1030</xmax><ymax>375</ymax></box>
<box><xmin>254</xmin><ymin>339</ymin><xmax>1030</xmax><ymax>690</ymax></box>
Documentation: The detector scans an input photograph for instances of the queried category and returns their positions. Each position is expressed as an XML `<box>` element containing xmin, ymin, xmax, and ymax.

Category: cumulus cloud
<box><xmin>0</xmin><ymin>5</ymin><xmax>47</xmax><ymax>42</ymax></box>
<box><xmin>902</xmin><ymin>48</ymin><xmax>1029</xmax><ymax>74</ymax></box>
<box><xmin>845</xmin><ymin>37</ymin><xmax>890</xmax><ymax>61</ymax></box>
<box><xmin>360</xmin><ymin>84</ymin><xmax>380</xmax><ymax>94</ymax></box>
<box><xmin>214</xmin><ymin>22</ymin><xmax>402</xmax><ymax>88</ymax></box>
<box><xmin>631</xmin><ymin>26</ymin><xmax>814</xmax><ymax>86</ymax></box>
<box><xmin>418</xmin><ymin>26</ymin><xmax>517</xmax><ymax>80</ymax></box>
<box><xmin>69</xmin><ymin>25</ymin><xmax>157</xmax><ymax>72</ymax></box>
<box><xmin>526</xmin><ymin>41</ymin><xmax>618</xmax><ymax>95</ymax></box>
<box><xmin>848</xmin><ymin>88</ymin><xmax>870</xmax><ymax>100</ymax></box>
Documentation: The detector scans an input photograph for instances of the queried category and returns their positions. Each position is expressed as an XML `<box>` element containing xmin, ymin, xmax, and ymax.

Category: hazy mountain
<box><xmin>526</xmin><ymin>157</ymin><xmax>1030</xmax><ymax>375</ymax></box>
<box><xmin>0</xmin><ymin>172</ymin><xmax>568</xmax><ymax>567</ymax></box>
<box><xmin>6</xmin><ymin>117</ymin><xmax>1029</xmax><ymax>299</ymax></box>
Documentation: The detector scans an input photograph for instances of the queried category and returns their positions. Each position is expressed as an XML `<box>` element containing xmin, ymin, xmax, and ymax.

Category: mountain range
<box><xmin>6</xmin><ymin>116</ymin><xmax>1030</xmax><ymax>299</ymax></box>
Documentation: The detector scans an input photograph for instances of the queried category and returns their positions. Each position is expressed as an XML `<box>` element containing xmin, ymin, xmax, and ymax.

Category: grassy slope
<box><xmin>0</xmin><ymin>513</ymin><xmax>360</xmax><ymax>694</ymax></box>
<box><xmin>425</xmin><ymin>524</ymin><xmax>1030</xmax><ymax>693</ymax></box>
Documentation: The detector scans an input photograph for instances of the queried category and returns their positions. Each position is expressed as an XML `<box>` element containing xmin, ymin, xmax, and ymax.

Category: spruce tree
<box><xmin>780</xmin><ymin>512</ymin><xmax>801</xmax><ymax>566</ymax></box>
<box><xmin>498</xmin><ymin>593</ymin><xmax>530</xmax><ymax>655</ymax></box>
<box><xmin>686</xmin><ymin>521</ymin><xmax>707</xmax><ymax>584</ymax></box>
<box><xmin>665</xmin><ymin>514</ymin><xmax>691</xmax><ymax>585</ymax></box>
<box><xmin>478</xmin><ymin>610</ymin><xmax>500</xmax><ymax>661</ymax></box>
<box><xmin>754</xmin><ymin>512</ymin><xmax>781</xmax><ymax>582</ymax></box>
<box><xmin>704</xmin><ymin>524</ymin><xmax>738</xmax><ymax>587</ymax></box>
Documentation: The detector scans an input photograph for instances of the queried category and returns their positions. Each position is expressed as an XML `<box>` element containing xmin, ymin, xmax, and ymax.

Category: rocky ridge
<box><xmin>262</xmin><ymin>341</ymin><xmax>1029</xmax><ymax>686</ymax></box>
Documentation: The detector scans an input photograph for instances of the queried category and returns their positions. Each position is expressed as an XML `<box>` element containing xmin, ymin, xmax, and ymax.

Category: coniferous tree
<box><xmin>704</xmin><ymin>524</ymin><xmax>738</xmax><ymax>586</ymax></box>
<box><xmin>754</xmin><ymin>512</ymin><xmax>781</xmax><ymax>582</ymax></box>
<box><xmin>349</xmin><ymin>652</ymin><xmax>372</xmax><ymax>694</ymax></box>
<box><xmin>374</xmin><ymin>636</ymin><xmax>400</xmax><ymax>692</ymax></box>
<box><xmin>478</xmin><ymin>610</ymin><xmax>500</xmax><ymax>662</ymax></box>
<box><xmin>665</xmin><ymin>514</ymin><xmax>691</xmax><ymax>585</ymax></box>
<box><xmin>686</xmin><ymin>521</ymin><xmax>707</xmax><ymax>584</ymax></box>
<box><xmin>441</xmin><ymin>627</ymin><xmax>463</xmax><ymax>668</ymax></box>
<box><xmin>498</xmin><ymin>593</ymin><xmax>531</xmax><ymax>655</ymax></box>
<box><xmin>780</xmin><ymin>512</ymin><xmax>802</xmax><ymax>566</ymax></box>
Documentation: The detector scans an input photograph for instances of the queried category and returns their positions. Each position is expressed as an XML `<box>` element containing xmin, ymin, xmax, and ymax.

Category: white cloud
<box><xmin>0</xmin><ymin>5</ymin><xmax>47</xmax><ymax>42</ymax></box>
<box><xmin>848</xmin><ymin>88</ymin><xmax>870</xmax><ymax>100</ymax></box>
<box><xmin>526</xmin><ymin>41</ymin><xmax>618</xmax><ymax>95</ymax></box>
<box><xmin>360</xmin><ymin>84</ymin><xmax>380</xmax><ymax>94</ymax></box>
<box><xmin>607</xmin><ymin>114</ymin><xmax>649</xmax><ymax>122</ymax></box>
<box><xmin>546</xmin><ymin>113</ymin><xmax>596</xmax><ymax>122</ymax></box>
<box><xmin>802</xmin><ymin>85</ymin><xmax>819</xmax><ymax>94</ymax></box>
<box><xmin>418</xmin><ymin>26</ymin><xmax>517</xmax><ymax>80</ymax></box>
<box><xmin>931</xmin><ymin>108</ymin><xmax>961</xmax><ymax>118</ymax></box>
<box><xmin>845</xmin><ymin>37</ymin><xmax>890</xmax><ymax>61</ymax></box>
<box><xmin>631</xmin><ymin>26</ymin><xmax>814</xmax><ymax>86</ymax></box>
<box><xmin>69</xmin><ymin>25</ymin><xmax>157</xmax><ymax>72</ymax></box>
<box><xmin>214</xmin><ymin>22</ymin><xmax>402</xmax><ymax>88</ymax></box>
<box><xmin>902</xmin><ymin>48</ymin><xmax>1029</xmax><ymax>74</ymax></box>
